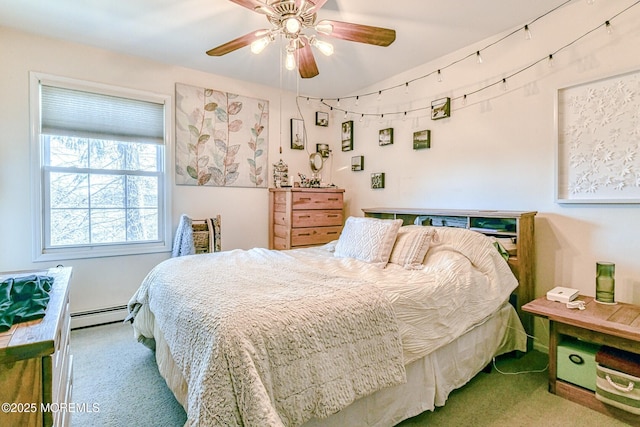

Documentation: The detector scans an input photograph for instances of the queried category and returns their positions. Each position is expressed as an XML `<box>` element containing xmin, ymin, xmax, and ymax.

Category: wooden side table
<box><xmin>522</xmin><ymin>295</ymin><xmax>640</xmax><ymax>424</ymax></box>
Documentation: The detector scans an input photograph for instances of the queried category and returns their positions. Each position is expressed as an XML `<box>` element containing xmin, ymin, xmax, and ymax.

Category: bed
<box><xmin>127</xmin><ymin>217</ymin><xmax>528</xmax><ymax>427</ymax></box>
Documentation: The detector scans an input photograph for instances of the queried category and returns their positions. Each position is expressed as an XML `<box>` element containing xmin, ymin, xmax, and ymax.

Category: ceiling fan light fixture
<box><xmin>284</xmin><ymin>16</ymin><xmax>302</xmax><ymax>35</ymax></box>
<box><xmin>310</xmin><ymin>36</ymin><xmax>333</xmax><ymax>56</ymax></box>
<box><xmin>285</xmin><ymin>51</ymin><xmax>297</xmax><ymax>70</ymax></box>
<box><xmin>250</xmin><ymin>36</ymin><xmax>271</xmax><ymax>54</ymax></box>
<box><xmin>315</xmin><ymin>22</ymin><xmax>333</xmax><ymax>36</ymax></box>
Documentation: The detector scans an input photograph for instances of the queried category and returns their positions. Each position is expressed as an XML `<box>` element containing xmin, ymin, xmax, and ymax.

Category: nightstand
<box><xmin>522</xmin><ymin>295</ymin><xmax>640</xmax><ymax>424</ymax></box>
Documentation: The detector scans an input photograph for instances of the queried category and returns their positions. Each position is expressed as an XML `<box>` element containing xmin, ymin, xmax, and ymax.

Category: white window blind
<box><xmin>41</xmin><ymin>85</ymin><xmax>165</xmax><ymax>143</ymax></box>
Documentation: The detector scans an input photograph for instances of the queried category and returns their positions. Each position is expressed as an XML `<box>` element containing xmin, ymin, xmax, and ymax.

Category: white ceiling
<box><xmin>0</xmin><ymin>0</ymin><xmax>570</xmax><ymax>98</ymax></box>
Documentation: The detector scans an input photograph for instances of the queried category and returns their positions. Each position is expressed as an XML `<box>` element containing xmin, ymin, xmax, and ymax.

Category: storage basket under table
<box><xmin>595</xmin><ymin>346</ymin><xmax>640</xmax><ymax>415</ymax></box>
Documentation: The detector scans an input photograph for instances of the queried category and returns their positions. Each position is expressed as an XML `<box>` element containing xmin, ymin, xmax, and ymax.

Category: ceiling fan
<box><xmin>206</xmin><ymin>0</ymin><xmax>396</xmax><ymax>78</ymax></box>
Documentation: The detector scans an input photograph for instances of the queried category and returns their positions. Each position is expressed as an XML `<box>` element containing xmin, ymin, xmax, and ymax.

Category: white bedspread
<box><xmin>128</xmin><ymin>226</ymin><xmax>518</xmax><ymax>427</ymax></box>
<box><xmin>128</xmin><ymin>249</ymin><xmax>406</xmax><ymax>427</ymax></box>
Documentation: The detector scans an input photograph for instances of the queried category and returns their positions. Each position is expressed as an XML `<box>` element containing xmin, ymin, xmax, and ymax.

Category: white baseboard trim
<box><xmin>71</xmin><ymin>305</ymin><xmax>127</xmax><ymax>329</ymax></box>
<box><xmin>532</xmin><ymin>340</ymin><xmax>549</xmax><ymax>354</ymax></box>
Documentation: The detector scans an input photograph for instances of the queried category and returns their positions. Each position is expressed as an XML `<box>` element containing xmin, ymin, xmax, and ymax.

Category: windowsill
<box><xmin>33</xmin><ymin>242</ymin><xmax>171</xmax><ymax>262</ymax></box>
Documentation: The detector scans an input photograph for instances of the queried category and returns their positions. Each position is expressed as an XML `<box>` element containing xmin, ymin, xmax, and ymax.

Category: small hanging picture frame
<box><xmin>315</xmin><ymin>111</ymin><xmax>329</xmax><ymax>127</ymax></box>
<box><xmin>379</xmin><ymin>128</ymin><xmax>394</xmax><ymax>146</ymax></box>
<box><xmin>341</xmin><ymin>120</ymin><xmax>354</xmax><ymax>151</ymax></box>
<box><xmin>413</xmin><ymin>129</ymin><xmax>431</xmax><ymax>149</ymax></box>
<box><xmin>351</xmin><ymin>155</ymin><xmax>364</xmax><ymax>171</ymax></box>
<box><xmin>290</xmin><ymin>118</ymin><xmax>305</xmax><ymax>150</ymax></box>
<box><xmin>431</xmin><ymin>97</ymin><xmax>451</xmax><ymax>120</ymax></box>
<box><xmin>371</xmin><ymin>172</ymin><xmax>385</xmax><ymax>189</ymax></box>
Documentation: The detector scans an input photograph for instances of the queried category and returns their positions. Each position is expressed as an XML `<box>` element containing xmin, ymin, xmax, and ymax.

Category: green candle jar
<box><xmin>595</xmin><ymin>262</ymin><xmax>616</xmax><ymax>304</ymax></box>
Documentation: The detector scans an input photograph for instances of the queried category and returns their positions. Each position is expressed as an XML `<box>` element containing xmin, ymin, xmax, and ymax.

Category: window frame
<box><xmin>30</xmin><ymin>72</ymin><xmax>173</xmax><ymax>261</ymax></box>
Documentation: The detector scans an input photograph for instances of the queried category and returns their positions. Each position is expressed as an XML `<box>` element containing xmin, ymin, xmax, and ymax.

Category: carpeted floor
<box><xmin>70</xmin><ymin>322</ymin><xmax>631</xmax><ymax>427</ymax></box>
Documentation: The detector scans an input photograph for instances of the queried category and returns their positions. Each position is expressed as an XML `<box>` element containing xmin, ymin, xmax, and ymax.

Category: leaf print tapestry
<box><xmin>175</xmin><ymin>83</ymin><xmax>269</xmax><ymax>187</ymax></box>
<box><xmin>556</xmin><ymin>69</ymin><xmax>640</xmax><ymax>203</ymax></box>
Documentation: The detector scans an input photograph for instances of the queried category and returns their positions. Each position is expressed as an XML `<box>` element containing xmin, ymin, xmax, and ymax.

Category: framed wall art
<box><xmin>341</xmin><ymin>120</ymin><xmax>354</xmax><ymax>151</ymax></box>
<box><xmin>371</xmin><ymin>172</ymin><xmax>385</xmax><ymax>189</ymax></box>
<box><xmin>413</xmin><ymin>129</ymin><xmax>431</xmax><ymax>150</ymax></box>
<box><xmin>316</xmin><ymin>143</ymin><xmax>330</xmax><ymax>158</ymax></box>
<box><xmin>351</xmin><ymin>155</ymin><xmax>364</xmax><ymax>171</ymax></box>
<box><xmin>556</xmin><ymin>69</ymin><xmax>640</xmax><ymax>203</ymax></box>
<box><xmin>379</xmin><ymin>128</ymin><xmax>393</xmax><ymax>146</ymax></box>
<box><xmin>315</xmin><ymin>111</ymin><xmax>329</xmax><ymax>127</ymax></box>
<box><xmin>290</xmin><ymin>118</ymin><xmax>304</xmax><ymax>150</ymax></box>
<box><xmin>431</xmin><ymin>97</ymin><xmax>451</xmax><ymax>120</ymax></box>
<box><xmin>175</xmin><ymin>82</ymin><xmax>269</xmax><ymax>187</ymax></box>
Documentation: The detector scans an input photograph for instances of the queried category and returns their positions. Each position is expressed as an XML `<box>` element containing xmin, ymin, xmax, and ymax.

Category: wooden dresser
<box><xmin>0</xmin><ymin>267</ymin><xmax>73</xmax><ymax>427</ymax></box>
<box><xmin>269</xmin><ymin>188</ymin><xmax>345</xmax><ymax>249</ymax></box>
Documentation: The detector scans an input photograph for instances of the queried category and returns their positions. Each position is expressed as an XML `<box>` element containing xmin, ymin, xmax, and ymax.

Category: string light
<box><xmin>355</xmin><ymin>96</ymin><xmax>359</xmax><ymax>106</ymax></box>
<box><xmin>402</xmin><ymin>112</ymin><xmax>407</xmax><ymax>121</ymax></box>
<box><xmin>359</xmin><ymin>114</ymin><xmax>364</xmax><ymax>123</ymax></box>
<box><xmin>304</xmin><ymin>1</ymin><xmax>638</xmax><ymax>120</ymax></box>
<box><xmin>437</xmin><ymin>69</ymin><xmax>442</xmax><ymax>82</ymax></box>
<box><xmin>405</xmin><ymin>82</ymin><xmax>409</xmax><ymax>94</ymax></box>
<box><xmin>336</xmin><ymin>98</ymin><xmax>340</xmax><ymax>107</ymax></box>
<box><xmin>524</xmin><ymin>25</ymin><xmax>532</xmax><ymax>40</ymax></box>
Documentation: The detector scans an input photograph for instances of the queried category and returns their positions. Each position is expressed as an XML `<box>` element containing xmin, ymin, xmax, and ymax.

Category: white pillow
<box><xmin>334</xmin><ymin>217</ymin><xmax>403</xmax><ymax>267</ymax></box>
<box><xmin>389</xmin><ymin>226</ymin><xmax>438</xmax><ymax>269</ymax></box>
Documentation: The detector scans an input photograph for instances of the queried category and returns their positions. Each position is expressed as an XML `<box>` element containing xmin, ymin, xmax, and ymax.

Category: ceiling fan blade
<box><xmin>206</xmin><ymin>30</ymin><xmax>269</xmax><ymax>56</ymax></box>
<box><xmin>307</xmin><ymin>0</ymin><xmax>329</xmax><ymax>13</ymax></box>
<box><xmin>316</xmin><ymin>20</ymin><xmax>396</xmax><ymax>47</ymax></box>
<box><xmin>228</xmin><ymin>0</ymin><xmax>266</xmax><ymax>12</ymax></box>
<box><xmin>297</xmin><ymin>43</ymin><xmax>319</xmax><ymax>79</ymax></box>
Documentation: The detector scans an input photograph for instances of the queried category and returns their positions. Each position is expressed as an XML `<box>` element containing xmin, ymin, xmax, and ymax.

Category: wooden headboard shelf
<box><xmin>363</xmin><ymin>208</ymin><xmax>537</xmax><ymax>335</ymax></box>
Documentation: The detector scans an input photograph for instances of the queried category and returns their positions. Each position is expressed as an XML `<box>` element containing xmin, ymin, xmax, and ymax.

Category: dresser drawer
<box><xmin>292</xmin><ymin>192</ymin><xmax>343</xmax><ymax>210</ymax></box>
<box><xmin>292</xmin><ymin>210</ymin><xmax>343</xmax><ymax>228</ymax></box>
<box><xmin>291</xmin><ymin>226</ymin><xmax>342</xmax><ymax>247</ymax></box>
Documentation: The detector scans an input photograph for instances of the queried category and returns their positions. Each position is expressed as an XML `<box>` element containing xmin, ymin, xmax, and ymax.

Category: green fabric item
<box><xmin>0</xmin><ymin>275</ymin><xmax>54</xmax><ymax>332</ymax></box>
<box><xmin>493</xmin><ymin>241</ymin><xmax>510</xmax><ymax>262</ymax></box>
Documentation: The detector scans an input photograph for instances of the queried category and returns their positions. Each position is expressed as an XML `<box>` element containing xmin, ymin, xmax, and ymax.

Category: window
<box><xmin>30</xmin><ymin>73</ymin><xmax>172</xmax><ymax>261</ymax></box>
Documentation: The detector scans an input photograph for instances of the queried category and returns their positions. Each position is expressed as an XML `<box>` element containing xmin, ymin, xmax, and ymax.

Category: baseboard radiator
<box><xmin>71</xmin><ymin>305</ymin><xmax>128</xmax><ymax>329</ymax></box>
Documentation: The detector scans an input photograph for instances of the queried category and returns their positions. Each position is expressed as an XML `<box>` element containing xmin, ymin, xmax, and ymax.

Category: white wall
<box><xmin>2</xmin><ymin>1</ymin><xmax>639</xmax><ymax>331</ymax></box>
<box><xmin>297</xmin><ymin>0</ymin><xmax>640</xmax><ymax>317</ymax></box>
<box><xmin>0</xmin><ymin>26</ymin><xmax>311</xmax><ymax>316</ymax></box>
